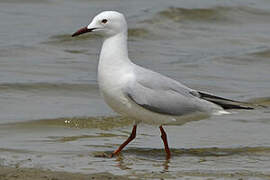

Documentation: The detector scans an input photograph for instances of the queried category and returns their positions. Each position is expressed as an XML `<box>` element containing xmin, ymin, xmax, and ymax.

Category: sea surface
<box><xmin>0</xmin><ymin>0</ymin><xmax>270</xmax><ymax>179</ymax></box>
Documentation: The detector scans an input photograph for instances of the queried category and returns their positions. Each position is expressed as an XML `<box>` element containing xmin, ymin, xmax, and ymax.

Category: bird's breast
<box><xmin>97</xmin><ymin>67</ymin><xmax>134</xmax><ymax>115</ymax></box>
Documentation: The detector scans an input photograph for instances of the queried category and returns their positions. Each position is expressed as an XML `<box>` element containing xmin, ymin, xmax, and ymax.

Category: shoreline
<box><xmin>0</xmin><ymin>166</ymin><xmax>131</xmax><ymax>180</ymax></box>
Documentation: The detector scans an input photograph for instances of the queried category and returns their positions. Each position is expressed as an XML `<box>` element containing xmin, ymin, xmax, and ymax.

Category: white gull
<box><xmin>72</xmin><ymin>11</ymin><xmax>252</xmax><ymax>159</ymax></box>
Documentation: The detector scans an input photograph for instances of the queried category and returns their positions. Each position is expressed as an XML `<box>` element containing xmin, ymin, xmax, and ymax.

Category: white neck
<box><xmin>98</xmin><ymin>31</ymin><xmax>133</xmax><ymax>89</ymax></box>
<box><xmin>99</xmin><ymin>32</ymin><xmax>131</xmax><ymax>68</ymax></box>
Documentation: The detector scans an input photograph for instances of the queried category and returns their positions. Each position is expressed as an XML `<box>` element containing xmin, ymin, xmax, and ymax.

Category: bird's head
<box><xmin>72</xmin><ymin>11</ymin><xmax>127</xmax><ymax>37</ymax></box>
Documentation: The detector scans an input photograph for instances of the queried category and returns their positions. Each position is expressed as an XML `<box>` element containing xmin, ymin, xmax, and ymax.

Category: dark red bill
<box><xmin>72</xmin><ymin>27</ymin><xmax>96</xmax><ymax>37</ymax></box>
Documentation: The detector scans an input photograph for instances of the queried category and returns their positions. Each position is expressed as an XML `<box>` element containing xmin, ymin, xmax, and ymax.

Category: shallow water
<box><xmin>0</xmin><ymin>0</ymin><xmax>270</xmax><ymax>179</ymax></box>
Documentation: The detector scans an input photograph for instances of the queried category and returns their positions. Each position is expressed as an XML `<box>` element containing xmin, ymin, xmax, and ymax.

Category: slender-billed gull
<box><xmin>72</xmin><ymin>11</ymin><xmax>252</xmax><ymax>159</ymax></box>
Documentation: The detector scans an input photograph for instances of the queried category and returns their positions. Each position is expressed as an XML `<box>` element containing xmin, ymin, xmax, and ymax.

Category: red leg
<box><xmin>159</xmin><ymin>126</ymin><xmax>171</xmax><ymax>159</ymax></box>
<box><xmin>111</xmin><ymin>125</ymin><xmax>137</xmax><ymax>157</ymax></box>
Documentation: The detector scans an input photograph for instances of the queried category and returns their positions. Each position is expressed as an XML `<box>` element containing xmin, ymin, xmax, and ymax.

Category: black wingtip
<box><xmin>198</xmin><ymin>91</ymin><xmax>254</xmax><ymax>110</ymax></box>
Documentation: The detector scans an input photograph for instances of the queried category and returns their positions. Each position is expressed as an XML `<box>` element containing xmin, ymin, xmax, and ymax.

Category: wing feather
<box><xmin>124</xmin><ymin>80</ymin><xmax>206</xmax><ymax>116</ymax></box>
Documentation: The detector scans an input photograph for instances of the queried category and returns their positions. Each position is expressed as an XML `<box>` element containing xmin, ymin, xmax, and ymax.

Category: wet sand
<box><xmin>1</xmin><ymin>163</ymin><xmax>270</xmax><ymax>180</ymax></box>
<box><xmin>0</xmin><ymin>166</ymin><xmax>130</xmax><ymax>180</ymax></box>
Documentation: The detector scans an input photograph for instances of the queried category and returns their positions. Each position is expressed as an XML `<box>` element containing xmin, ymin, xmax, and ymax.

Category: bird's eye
<box><xmin>101</xmin><ymin>19</ymin><xmax>108</xmax><ymax>24</ymax></box>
